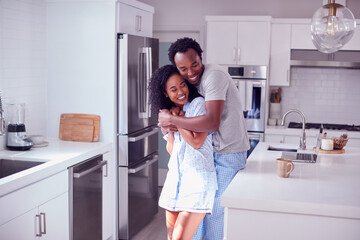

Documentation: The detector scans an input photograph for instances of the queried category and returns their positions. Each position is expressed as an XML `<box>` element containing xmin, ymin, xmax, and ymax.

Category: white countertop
<box><xmin>0</xmin><ymin>139</ymin><xmax>112</xmax><ymax>197</ymax></box>
<box><xmin>221</xmin><ymin>142</ymin><xmax>360</xmax><ymax>219</ymax></box>
<box><xmin>265</xmin><ymin>125</ymin><xmax>360</xmax><ymax>139</ymax></box>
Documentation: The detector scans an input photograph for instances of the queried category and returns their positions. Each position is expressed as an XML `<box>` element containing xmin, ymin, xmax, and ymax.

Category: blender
<box><xmin>6</xmin><ymin>103</ymin><xmax>32</xmax><ymax>151</ymax></box>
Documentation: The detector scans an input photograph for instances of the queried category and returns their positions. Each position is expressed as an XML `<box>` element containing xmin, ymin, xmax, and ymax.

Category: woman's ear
<box><xmin>163</xmin><ymin>91</ymin><xmax>168</xmax><ymax>98</ymax></box>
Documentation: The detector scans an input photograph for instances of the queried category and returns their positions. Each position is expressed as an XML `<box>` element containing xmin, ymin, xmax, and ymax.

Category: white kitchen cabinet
<box><xmin>205</xmin><ymin>16</ymin><xmax>271</xmax><ymax>66</ymax></box>
<box><xmin>117</xmin><ymin>1</ymin><xmax>154</xmax><ymax>38</ymax></box>
<box><xmin>0</xmin><ymin>208</ymin><xmax>38</xmax><ymax>240</ymax></box>
<box><xmin>290</xmin><ymin>21</ymin><xmax>360</xmax><ymax>51</ymax></box>
<box><xmin>0</xmin><ymin>171</ymin><xmax>69</xmax><ymax>240</ymax></box>
<box><xmin>342</xmin><ymin>22</ymin><xmax>360</xmax><ymax>50</ymax></box>
<box><xmin>269</xmin><ymin>23</ymin><xmax>291</xmax><ymax>86</ymax></box>
<box><xmin>291</xmin><ymin>23</ymin><xmax>316</xmax><ymax>50</ymax></box>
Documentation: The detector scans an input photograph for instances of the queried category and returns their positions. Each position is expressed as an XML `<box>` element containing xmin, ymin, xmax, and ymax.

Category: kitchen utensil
<box><xmin>59</xmin><ymin>114</ymin><xmax>100</xmax><ymax>142</ymax></box>
<box><xmin>28</xmin><ymin>135</ymin><xmax>45</xmax><ymax>145</ymax></box>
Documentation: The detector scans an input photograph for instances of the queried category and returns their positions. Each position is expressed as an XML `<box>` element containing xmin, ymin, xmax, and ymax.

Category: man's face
<box><xmin>174</xmin><ymin>48</ymin><xmax>204</xmax><ymax>85</ymax></box>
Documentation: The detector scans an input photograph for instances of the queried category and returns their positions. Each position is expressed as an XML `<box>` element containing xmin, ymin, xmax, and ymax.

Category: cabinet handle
<box><xmin>103</xmin><ymin>160</ymin><xmax>108</xmax><ymax>177</ymax></box>
<box><xmin>40</xmin><ymin>212</ymin><xmax>46</xmax><ymax>235</ymax></box>
<box><xmin>35</xmin><ymin>214</ymin><xmax>42</xmax><ymax>237</ymax></box>
<box><xmin>73</xmin><ymin>160</ymin><xmax>107</xmax><ymax>178</ymax></box>
<box><xmin>238</xmin><ymin>48</ymin><xmax>241</xmax><ymax>62</ymax></box>
<box><xmin>233</xmin><ymin>48</ymin><xmax>236</xmax><ymax>61</ymax></box>
<box><xmin>136</xmin><ymin>15</ymin><xmax>142</xmax><ymax>32</ymax></box>
<box><xmin>286</xmin><ymin>69</ymin><xmax>290</xmax><ymax>82</ymax></box>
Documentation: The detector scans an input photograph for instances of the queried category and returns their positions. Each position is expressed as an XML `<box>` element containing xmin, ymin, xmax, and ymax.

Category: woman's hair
<box><xmin>149</xmin><ymin>65</ymin><xmax>202</xmax><ymax>113</ymax></box>
<box><xmin>168</xmin><ymin>37</ymin><xmax>203</xmax><ymax>65</ymax></box>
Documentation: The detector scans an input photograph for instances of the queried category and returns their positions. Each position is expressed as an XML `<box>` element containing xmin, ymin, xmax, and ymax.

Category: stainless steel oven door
<box><xmin>247</xmin><ymin>132</ymin><xmax>264</xmax><ymax>157</ymax></box>
<box><xmin>234</xmin><ymin>79</ymin><xmax>266</xmax><ymax>132</ymax></box>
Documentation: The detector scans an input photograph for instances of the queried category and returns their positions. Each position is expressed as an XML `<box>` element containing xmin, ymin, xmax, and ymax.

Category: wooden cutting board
<box><xmin>313</xmin><ymin>147</ymin><xmax>345</xmax><ymax>154</ymax></box>
<box><xmin>59</xmin><ymin>113</ymin><xmax>100</xmax><ymax>142</ymax></box>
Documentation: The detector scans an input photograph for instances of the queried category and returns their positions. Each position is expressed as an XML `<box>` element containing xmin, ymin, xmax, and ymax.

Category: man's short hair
<box><xmin>168</xmin><ymin>37</ymin><xmax>203</xmax><ymax>65</ymax></box>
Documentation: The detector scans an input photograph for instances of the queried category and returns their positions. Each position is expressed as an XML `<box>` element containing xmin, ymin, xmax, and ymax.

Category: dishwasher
<box><xmin>68</xmin><ymin>154</ymin><xmax>107</xmax><ymax>240</ymax></box>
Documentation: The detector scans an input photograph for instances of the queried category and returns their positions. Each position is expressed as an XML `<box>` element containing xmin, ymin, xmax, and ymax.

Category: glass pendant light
<box><xmin>311</xmin><ymin>0</ymin><xmax>356</xmax><ymax>53</ymax></box>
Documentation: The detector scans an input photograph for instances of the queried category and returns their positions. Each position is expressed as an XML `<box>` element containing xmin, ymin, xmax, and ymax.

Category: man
<box><xmin>158</xmin><ymin>37</ymin><xmax>249</xmax><ymax>240</ymax></box>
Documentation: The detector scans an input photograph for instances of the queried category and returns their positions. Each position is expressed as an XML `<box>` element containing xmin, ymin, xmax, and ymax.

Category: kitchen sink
<box><xmin>267</xmin><ymin>146</ymin><xmax>297</xmax><ymax>152</ymax></box>
<box><xmin>0</xmin><ymin>159</ymin><xmax>45</xmax><ymax>179</ymax></box>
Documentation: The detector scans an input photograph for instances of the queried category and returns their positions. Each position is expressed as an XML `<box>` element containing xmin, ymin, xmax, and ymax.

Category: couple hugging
<box><xmin>149</xmin><ymin>37</ymin><xmax>249</xmax><ymax>240</ymax></box>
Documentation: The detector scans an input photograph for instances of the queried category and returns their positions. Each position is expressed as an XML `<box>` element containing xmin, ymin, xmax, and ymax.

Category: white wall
<box><xmin>0</xmin><ymin>0</ymin><xmax>47</xmax><ymax>149</ymax></box>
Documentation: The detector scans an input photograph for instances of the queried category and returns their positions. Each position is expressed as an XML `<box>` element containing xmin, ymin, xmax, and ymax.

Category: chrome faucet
<box><xmin>281</xmin><ymin>109</ymin><xmax>306</xmax><ymax>150</ymax></box>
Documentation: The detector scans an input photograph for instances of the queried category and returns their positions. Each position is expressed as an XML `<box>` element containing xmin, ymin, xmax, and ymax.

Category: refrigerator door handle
<box><xmin>137</xmin><ymin>47</ymin><xmax>152</xmax><ymax>119</ymax></box>
<box><xmin>137</xmin><ymin>49</ymin><xmax>146</xmax><ymax>118</ymax></box>
<box><xmin>128</xmin><ymin>154</ymin><xmax>159</xmax><ymax>173</ymax></box>
<box><xmin>145</xmin><ymin>47</ymin><xmax>152</xmax><ymax>118</ymax></box>
<box><xmin>128</xmin><ymin>127</ymin><xmax>159</xmax><ymax>142</ymax></box>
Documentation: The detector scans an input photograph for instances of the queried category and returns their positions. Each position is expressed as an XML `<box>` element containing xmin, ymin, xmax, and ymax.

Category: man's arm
<box><xmin>158</xmin><ymin>100</ymin><xmax>224</xmax><ymax>132</ymax></box>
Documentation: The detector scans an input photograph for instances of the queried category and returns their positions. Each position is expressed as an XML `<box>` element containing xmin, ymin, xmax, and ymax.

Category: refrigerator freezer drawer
<box><xmin>118</xmin><ymin>126</ymin><xmax>159</xmax><ymax>167</ymax></box>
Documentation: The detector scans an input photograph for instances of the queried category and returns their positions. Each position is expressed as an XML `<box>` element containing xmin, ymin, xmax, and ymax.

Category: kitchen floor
<box><xmin>132</xmin><ymin>187</ymin><xmax>167</xmax><ymax>240</ymax></box>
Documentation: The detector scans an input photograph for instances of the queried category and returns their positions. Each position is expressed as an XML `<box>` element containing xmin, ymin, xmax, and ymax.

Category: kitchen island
<box><xmin>222</xmin><ymin>142</ymin><xmax>360</xmax><ymax>240</ymax></box>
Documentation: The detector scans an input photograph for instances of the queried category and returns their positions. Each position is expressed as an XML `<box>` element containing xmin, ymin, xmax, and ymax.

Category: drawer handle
<box><xmin>40</xmin><ymin>212</ymin><xmax>46</xmax><ymax>235</ymax></box>
<box><xmin>36</xmin><ymin>214</ymin><xmax>42</xmax><ymax>237</ymax></box>
<box><xmin>73</xmin><ymin>160</ymin><xmax>107</xmax><ymax>178</ymax></box>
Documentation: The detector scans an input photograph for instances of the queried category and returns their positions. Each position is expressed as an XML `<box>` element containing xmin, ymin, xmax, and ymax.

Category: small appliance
<box><xmin>6</xmin><ymin>103</ymin><xmax>32</xmax><ymax>151</ymax></box>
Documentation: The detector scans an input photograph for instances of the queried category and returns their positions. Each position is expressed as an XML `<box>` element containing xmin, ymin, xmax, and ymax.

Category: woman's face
<box><xmin>164</xmin><ymin>74</ymin><xmax>189</xmax><ymax>108</ymax></box>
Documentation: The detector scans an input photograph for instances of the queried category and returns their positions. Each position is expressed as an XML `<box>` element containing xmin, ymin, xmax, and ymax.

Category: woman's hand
<box><xmin>170</xmin><ymin>107</ymin><xmax>180</xmax><ymax>116</ymax></box>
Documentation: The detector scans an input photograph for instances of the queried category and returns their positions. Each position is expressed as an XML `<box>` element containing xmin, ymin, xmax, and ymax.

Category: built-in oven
<box><xmin>225</xmin><ymin>65</ymin><xmax>267</xmax><ymax>157</ymax></box>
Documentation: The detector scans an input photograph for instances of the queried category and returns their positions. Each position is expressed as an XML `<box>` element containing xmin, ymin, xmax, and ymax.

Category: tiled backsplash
<box><xmin>278</xmin><ymin>67</ymin><xmax>360</xmax><ymax>125</ymax></box>
<box><xmin>0</xmin><ymin>0</ymin><xmax>47</xmax><ymax>150</ymax></box>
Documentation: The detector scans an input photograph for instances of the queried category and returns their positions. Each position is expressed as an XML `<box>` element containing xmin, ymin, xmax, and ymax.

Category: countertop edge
<box><xmin>0</xmin><ymin>140</ymin><xmax>113</xmax><ymax>197</ymax></box>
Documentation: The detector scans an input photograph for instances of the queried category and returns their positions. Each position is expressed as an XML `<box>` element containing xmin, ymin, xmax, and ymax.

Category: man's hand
<box><xmin>158</xmin><ymin>109</ymin><xmax>171</xmax><ymax>127</ymax></box>
<box><xmin>158</xmin><ymin>109</ymin><xmax>178</xmax><ymax>132</ymax></box>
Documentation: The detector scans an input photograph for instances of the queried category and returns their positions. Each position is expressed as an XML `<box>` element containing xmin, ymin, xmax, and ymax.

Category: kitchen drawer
<box><xmin>0</xmin><ymin>170</ymin><xmax>68</xmax><ymax>226</ymax></box>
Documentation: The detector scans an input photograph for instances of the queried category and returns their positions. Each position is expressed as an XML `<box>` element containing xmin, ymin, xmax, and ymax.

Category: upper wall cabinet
<box><xmin>205</xmin><ymin>16</ymin><xmax>271</xmax><ymax>66</ymax></box>
<box><xmin>291</xmin><ymin>23</ymin><xmax>316</xmax><ymax>49</ymax></box>
<box><xmin>291</xmin><ymin>21</ymin><xmax>360</xmax><ymax>51</ymax></box>
<box><xmin>342</xmin><ymin>24</ymin><xmax>360</xmax><ymax>50</ymax></box>
<box><xmin>269</xmin><ymin>19</ymin><xmax>360</xmax><ymax>86</ymax></box>
<box><xmin>270</xmin><ymin>23</ymin><xmax>291</xmax><ymax>86</ymax></box>
<box><xmin>117</xmin><ymin>1</ymin><xmax>154</xmax><ymax>38</ymax></box>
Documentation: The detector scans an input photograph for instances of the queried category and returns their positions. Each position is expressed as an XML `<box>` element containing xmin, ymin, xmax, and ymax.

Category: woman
<box><xmin>149</xmin><ymin>65</ymin><xmax>217</xmax><ymax>240</ymax></box>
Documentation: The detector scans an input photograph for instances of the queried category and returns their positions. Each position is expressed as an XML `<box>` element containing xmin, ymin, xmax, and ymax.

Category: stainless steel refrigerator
<box><xmin>116</xmin><ymin>33</ymin><xmax>159</xmax><ymax>240</ymax></box>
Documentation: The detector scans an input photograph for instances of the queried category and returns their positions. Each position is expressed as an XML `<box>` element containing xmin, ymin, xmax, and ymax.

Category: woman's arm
<box><xmin>166</xmin><ymin>131</ymin><xmax>175</xmax><ymax>154</ymax></box>
<box><xmin>158</xmin><ymin>100</ymin><xmax>224</xmax><ymax>132</ymax></box>
<box><xmin>178</xmin><ymin>128</ymin><xmax>208</xmax><ymax>149</ymax></box>
<box><xmin>174</xmin><ymin>107</ymin><xmax>208</xmax><ymax>150</ymax></box>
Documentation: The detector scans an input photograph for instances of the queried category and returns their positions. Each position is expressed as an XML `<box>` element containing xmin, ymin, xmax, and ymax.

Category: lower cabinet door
<box><xmin>0</xmin><ymin>192</ymin><xmax>69</xmax><ymax>240</ymax></box>
<box><xmin>40</xmin><ymin>192</ymin><xmax>69</xmax><ymax>240</ymax></box>
<box><xmin>0</xmin><ymin>208</ymin><xmax>38</xmax><ymax>240</ymax></box>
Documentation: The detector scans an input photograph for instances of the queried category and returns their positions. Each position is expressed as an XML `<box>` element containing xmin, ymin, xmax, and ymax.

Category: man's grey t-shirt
<box><xmin>196</xmin><ymin>64</ymin><xmax>250</xmax><ymax>154</ymax></box>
